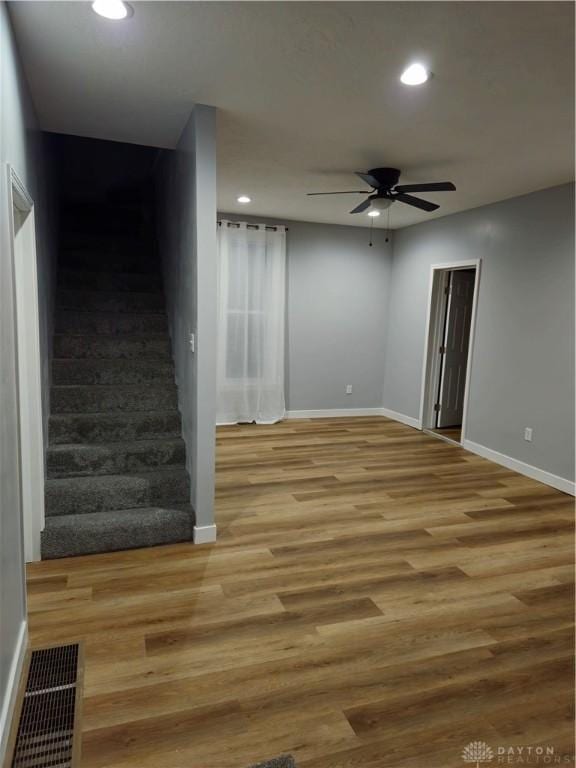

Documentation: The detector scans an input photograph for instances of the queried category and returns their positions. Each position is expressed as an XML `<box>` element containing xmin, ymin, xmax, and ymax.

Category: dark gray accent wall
<box><xmin>219</xmin><ymin>214</ymin><xmax>393</xmax><ymax>411</ymax></box>
<box><xmin>384</xmin><ymin>183</ymin><xmax>575</xmax><ymax>483</ymax></box>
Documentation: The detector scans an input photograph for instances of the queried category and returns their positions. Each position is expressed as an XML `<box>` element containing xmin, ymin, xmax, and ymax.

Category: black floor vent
<box><xmin>11</xmin><ymin>643</ymin><xmax>82</xmax><ymax>768</ymax></box>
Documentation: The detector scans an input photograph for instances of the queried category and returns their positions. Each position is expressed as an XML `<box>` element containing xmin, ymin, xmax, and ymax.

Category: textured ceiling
<box><xmin>9</xmin><ymin>1</ymin><xmax>575</xmax><ymax>228</ymax></box>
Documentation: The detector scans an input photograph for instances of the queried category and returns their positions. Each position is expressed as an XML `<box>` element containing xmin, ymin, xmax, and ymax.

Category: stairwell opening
<box><xmin>42</xmin><ymin>134</ymin><xmax>194</xmax><ymax>559</ymax></box>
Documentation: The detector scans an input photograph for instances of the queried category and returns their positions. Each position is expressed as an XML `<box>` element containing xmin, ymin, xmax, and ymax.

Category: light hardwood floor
<box><xmin>26</xmin><ymin>416</ymin><xmax>575</xmax><ymax>768</ymax></box>
<box><xmin>430</xmin><ymin>426</ymin><xmax>462</xmax><ymax>444</ymax></box>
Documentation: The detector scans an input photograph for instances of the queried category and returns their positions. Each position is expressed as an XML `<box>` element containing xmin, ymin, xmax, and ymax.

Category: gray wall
<box><xmin>157</xmin><ymin>105</ymin><xmax>218</xmax><ymax>531</ymax></box>
<box><xmin>384</xmin><ymin>183</ymin><xmax>575</xmax><ymax>483</ymax></box>
<box><xmin>219</xmin><ymin>214</ymin><xmax>393</xmax><ymax>411</ymax></box>
<box><xmin>0</xmin><ymin>4</ymin><xmax>56</xmax><ymax>759</ymax></box>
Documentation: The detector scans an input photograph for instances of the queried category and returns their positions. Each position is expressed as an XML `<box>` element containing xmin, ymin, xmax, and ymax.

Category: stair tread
<box><xmin>55</xmin><ymin>310</ymin><xmax>169</xmax><ymax>336</ymax></box>
<box><xmin>52</xmin><ymin>358</ymin><xmax>175</xmax><ymax>386</ymax></box>
<box><xmin>49</xmin><ymin>411</ymin><xmax>182</xmax><ymax>445</ymax></box>
<box><xmin>57</xmin><ymin>308</ymin><xmax>167</xmax><ymax>316</ymax></box>
<box><xmin>44</xmin><ymin>506</ymin><xmax>193</xmax><ymax>526</ymax></box>
<box><xmin>48</xmin><ymin>437</ymin><xmax>185</xmax><ymax>451</ymax></box>
<box><xmin>58</xmin><ymin>286</ymin><xmax>162</xmax><ymax>295</ymax></box>
<box><xmin>54</xmin><ymin>333</ymin><xmax>168</xmax><ymax>339</ymax></box>
<box><xmin>57</xmin><ymin>309</ymin><xmax>167</xmax><ymax>316</ymax></box>
<box><xmin>46</xmin><ymin>467</ymin><xmax>189</xmax><ymax>485</ymax></box>
<box><xmin>41</xmin><ymin>506</ymin><xmax>194</xmax><ymax>559</ymax></box>
<box><xmin>53</xmin><ymin>356</ymin><xmax>174</xmax><ymax>360</ymax></box>
<box><xmin>50</xmin><ymin>410</ymin><xmax>180</xmax><ymax>420</ymax></box>
<box><xmin>45</xmin><ymin>468</ymin><xmax>190</xmax><ymax>517</ymax></box>
<box><xmin>59</xmin><ymin>268</ymin><xmax>161</xmax><ymax>276</ymax></box>
<box><xmin>51</xmin><ymin>384</ymin><xmax>178</xmax><ymax>415</ymax></box>
<box><xmin>58</xmin><ymin>288</ymin><xmax>164</xmax><ymax>298</ymax></box>
<box><xmin>58</xmin><ymin>269</ymin><xmax>162</xmax><ymax>291</ymax></box>
<box><xmin>52</xmin><ymin>383</ymin><xmax>177</xmax><ymax>389</ymax></box>
<box><xmin>52</xmin><ymin>335</ymin><xmax>172</xmax><ymax>361</ymax></box>
<box><xmin>46</xmin><ymin>437</ymin><xmax>186</xmax><ymax>477</ymax></box>
<box><xmin>53</xmin><ymin>359</ymin><xmax>174</xmax><ymax>367</ymax></box>
<box><xmin>57</xmin><ymin>289</ymin><xmax>166</xmax><ymax>315</ymax></box>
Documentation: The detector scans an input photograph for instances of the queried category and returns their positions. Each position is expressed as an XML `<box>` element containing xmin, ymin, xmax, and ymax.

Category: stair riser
<box><xmin>59</xmin><ymin>270</ymin><xmax>162</xmax><ymax>292</ymax></box>
<box><xmin>53</xmin><ymin>335</ymin><xmax>171</xmax><ymax>360</ymax></box>
<box><xmin>51</xmin><ymin>386</ymin><xmax>178</xmax><ymax>414</ymax></box>
<box><xmin>45</xmin><ymin>472</ymin><xmax>190</xmax><ymax>516</ymax></box>
<box><xmin>58</xmin><ymin>290</ymin><xmax>166</xmax><ymax>314</ymax></box>
<box><xmin>41</xmin><ymin>508</ymin><xmax>193</xmax><ymax>559</ymax></box>
<box><xmin>49</xmin><ymin>413</ymin><xmax>181</xmax><ymax>444</ymax></box>
<box><xmin>56</xmin><ymin>311</ymin><xmax>168</xmax><ymax>335</ymax></box>
<box><xmin>53</xmin><ymin>360</ymin><xmax>175</xmax><ymax>386</ymax></box>
<box><xmin>48</xmin><ymin>441</ymin><xmax>186</xmax><ymax>478</ymax></box>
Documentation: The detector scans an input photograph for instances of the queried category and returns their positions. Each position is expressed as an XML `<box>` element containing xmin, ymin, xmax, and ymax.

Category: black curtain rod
<box><xmin>217</xmin><ymin>220</ymin><xmax>288</xmax><ymax>232</ymax></box>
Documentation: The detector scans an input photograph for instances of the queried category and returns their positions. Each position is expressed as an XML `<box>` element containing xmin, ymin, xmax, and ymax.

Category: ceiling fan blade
<box><xmin>307</xmin><ymin>190</ymin><xmax>369</xmax><ymax>196</ymax></box>
<box><xmin>349</xmin><ymin>199</ymin><xmax>371</xmax><ymax>214</ymax></box>
<box><xmin>395</xmin><ymin>182</ymin><xmax>456</xmax><ymax>193</ymax></box>
<box><xmin>395</xmin><ymin>193</ymin><xmax>439</xmax><ymax>212</ymax></box>
<box><xmin>355</xmin><ymin>172</ymin><xmax>380</xmax><ymax>189</ymax></box>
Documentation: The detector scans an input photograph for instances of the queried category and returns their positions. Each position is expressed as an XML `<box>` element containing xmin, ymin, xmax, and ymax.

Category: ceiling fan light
<box><xmin>370</xmin><ymin>198</ymin><xmax>393</xmax><ymax>212</ymax></box>
<box><xmin>367</xmin><ymin>210</ymin><xmax>380</xmax><ymax>217</ymax></box>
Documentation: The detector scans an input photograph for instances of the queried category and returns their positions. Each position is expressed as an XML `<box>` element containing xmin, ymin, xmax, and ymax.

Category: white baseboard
<box><xmin>193</xmin><ymin>524</ymin><xmax>217</xmax><ymax>544</ymax></box>
<box><xmin>379</xmin><ymin>407</ymin><xmax>422</xmax><ymax>430</ymax></box>
<box><xmin>265</xmin><ymin>407</ymin><xmax>574</xmax><ymax>496</ymax></box>
<box><xmin>285</xmin><ymin>408</ymin><xmax>384</xmax><ymax>419</ymax></box>
<box><xmin>285</xmin><ymin>407</ymin><xmax>422</xmax><ymax>429</ymax></box>
<box><xmin>0</xmin><ymin>621</ymin><xmax>27</xmax><ymax>766</ymax></box>
<box><xmin>463</xmin><ymin>439</ymin><xmax>575</xmax><ymax>496</ymax></box>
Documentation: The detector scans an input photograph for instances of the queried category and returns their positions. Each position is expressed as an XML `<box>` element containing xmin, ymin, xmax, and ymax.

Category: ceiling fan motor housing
<box><xmin>368</xmin><ymin>167</ymin><xmax>401</xmax><ymax>189</ymax></box>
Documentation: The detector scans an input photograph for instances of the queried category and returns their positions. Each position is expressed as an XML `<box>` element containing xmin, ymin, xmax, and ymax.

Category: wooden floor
<box><xmin>26</xmin><ymin>417</ymin><xmax>575</xmax><ymax>768</ymax></box>
<box><xmin>431</xmin><ymin>425</ymin><xmax>462</xmax><ymax>444</ymax></box>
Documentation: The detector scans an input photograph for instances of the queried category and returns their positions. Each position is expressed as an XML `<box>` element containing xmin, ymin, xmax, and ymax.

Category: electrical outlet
<box><xmin>524</xmin><ymin>427</ymin><xmax>533</xmax><ymax>442</ymax></box>
<box><xmin>346</xmin><ymin>385</ymin><xmax>353</xmax><ymax>394</ymax></box>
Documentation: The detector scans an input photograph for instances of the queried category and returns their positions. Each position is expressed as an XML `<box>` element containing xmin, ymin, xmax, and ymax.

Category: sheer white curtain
<box><xmin>216</xmin><ymin>221</ymin><xmax>286</xmax><ymax>424</ymax></box>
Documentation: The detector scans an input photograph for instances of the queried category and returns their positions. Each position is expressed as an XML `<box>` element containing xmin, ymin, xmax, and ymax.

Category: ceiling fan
<box><xmin>307</xmin><ymin>167</ymin><xmax>456</xmax><ymax>214</ymax></box>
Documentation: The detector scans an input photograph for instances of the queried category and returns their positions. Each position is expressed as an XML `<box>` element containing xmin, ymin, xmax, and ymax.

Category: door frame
<box><xmin>418</xmin><ymin>259</ymin><xmax>481</xmax><ymax>443</ymax></box>
<box><xmin>7</xmin><ymin>164</ymin><xmax>45</xmax><ymax>562</ymax></box>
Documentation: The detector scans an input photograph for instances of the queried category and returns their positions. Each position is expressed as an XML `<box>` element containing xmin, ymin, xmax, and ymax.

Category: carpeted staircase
<box><xmin>42</xmin><ymin>209</ymin><xmax>194</xmax><ymax>559</ymax></box>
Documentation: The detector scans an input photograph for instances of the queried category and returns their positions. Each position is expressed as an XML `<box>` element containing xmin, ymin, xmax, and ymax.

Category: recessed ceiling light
<box><xmin>237</xmin><ymin>195</ymin><xmax>251</xmax><ymax>204</ymax></box>
<box><xmin>400</xmin><ymin>63</ymin><xmax>429</xmax><ymax>86</ymax></box>
<box><xmin>92</xmin><ymin>0</ymin><xmax>132</xmax><ymax>20</ymax></box>
<box><xmin>367</xmin><ymin>210</ymin><xmax>380</xmax><ymax>217</ymax></box>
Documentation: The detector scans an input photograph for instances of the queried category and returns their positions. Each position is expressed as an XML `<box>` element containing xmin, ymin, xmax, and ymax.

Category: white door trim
<box><xmin>418</xmin><ymin>259</ymin><xmax>481</xmax><ymax>443</ymax></box>
<box><xmin>7</xmin><ymin>164</ymin><xmax>45</xmax><ymax>562</ymax></box>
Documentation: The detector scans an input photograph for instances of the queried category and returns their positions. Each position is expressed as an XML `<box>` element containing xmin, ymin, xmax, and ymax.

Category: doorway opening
<box><xmin>8</xmin><ymin>165</ymin><xmax>45</xmax><ymax>562</ymax></box>
<box><xmin>419</xmin><ymin>260</ymin><xmax>481</xmax><ymax>446</ymax></box>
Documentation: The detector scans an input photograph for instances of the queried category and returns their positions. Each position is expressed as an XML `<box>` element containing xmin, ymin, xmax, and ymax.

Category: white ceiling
<box><xmin>9</xmin><ymin>1</ymin><xmax>575</xmax><ymax>228</ymax></box>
